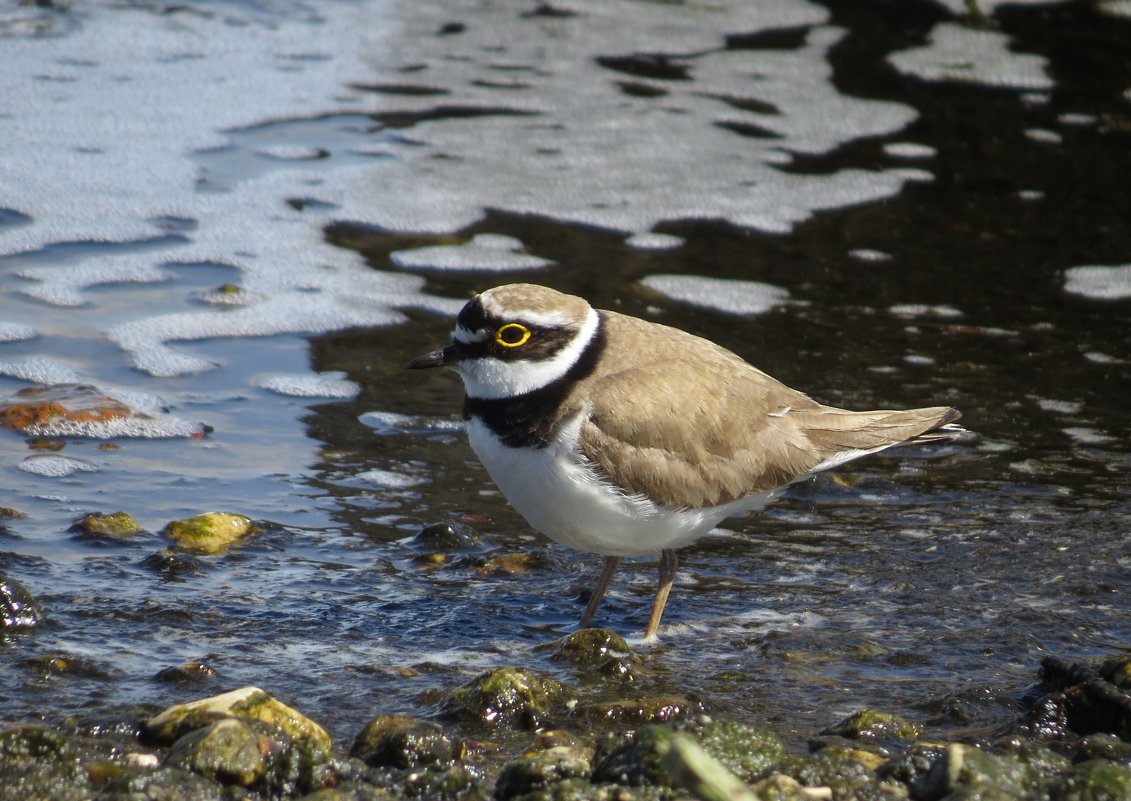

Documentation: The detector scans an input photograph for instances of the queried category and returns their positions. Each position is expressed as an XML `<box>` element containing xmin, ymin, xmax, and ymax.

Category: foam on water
<box><xmin>641</xmin><ymin>274</ymin><xmax>792</xmax><ymax>316</ymax></box>
<box><xmin>390</xmin><ymin>234</ymin><xmax>553</xmax><ymax>272</ymax></box>
<box><xmin>256</xmin><ymin>372</ymin><xmax>361</xmax><ymax>399</ymax></box>
<box><xmin>18</xmin><ymin>454</ymin><xmax>100</xmax><ymax>477</ymax></box>
<box><xmin>1064</xmin><ymin>264</ymin><xmax>1131</xmax><ymax>300</ymax></box>
<box><xmin>888</xmin><ymin>23</ymin><xmax>1053</xmax><ymax>90</ymax></box>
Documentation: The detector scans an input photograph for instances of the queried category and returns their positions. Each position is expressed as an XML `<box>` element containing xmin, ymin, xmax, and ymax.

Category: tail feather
<box><xmin>796</xmin><ymin>405</ymin><xmax>966</xmax><ymax>474</ymax></box>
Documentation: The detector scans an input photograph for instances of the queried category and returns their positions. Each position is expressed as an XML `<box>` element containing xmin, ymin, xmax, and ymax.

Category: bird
<box><xmin>408</xmin><ymin>283</ymin><xmax>965</xmax><ymax>639</ymax></box>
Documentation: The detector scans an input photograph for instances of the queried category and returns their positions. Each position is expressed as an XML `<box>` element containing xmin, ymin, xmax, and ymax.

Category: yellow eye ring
<box><xmin>494</xmin><ymin>323</ymin><xmax>531</xmax><ymax>348</ymax></box>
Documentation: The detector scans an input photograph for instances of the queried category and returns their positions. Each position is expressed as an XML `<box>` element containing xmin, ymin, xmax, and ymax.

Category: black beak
<box><xmin>407</xmin><ymin>344</ymin><xmax>461</xmax><ymax>370</ymax></box>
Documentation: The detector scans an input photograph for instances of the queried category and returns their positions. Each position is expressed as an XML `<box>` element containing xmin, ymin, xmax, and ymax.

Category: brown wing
<box><xmin>573</xmin><ymin>311</ymin><xmax>961</xmax><ymax>509</ymax></box>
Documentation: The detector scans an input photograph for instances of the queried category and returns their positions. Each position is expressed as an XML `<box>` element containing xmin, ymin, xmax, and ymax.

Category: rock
<box><xmin>0</xmin><ymin>725</ymin><xmax>92</xmax><ymax>801</ymax></box>
<box><xmin>544</xmin><ymin>628</ymin><xmax>639</xmax><ymax>681</ymax></box>
<box><xmin>660</xmin><ymin>732</ymin><xmax>762</xmax><ymax>801</ymax></box>
<box><xmin>1100</xmin><ymin>655</ymin><xmax>1131</xmax><ymax>690</ymax></box>
<box><xmin>0</xmin><ymin>384</ymin><xmax>131</xmax><ymax>432</ymax></box>
<box><xmin>1050</xmin><ymin>759</ymin><xmax>1131</xmax><ymax>801</ymax></box>
<box><xmin>401</xmin><ymin>765</ymin><xmax>487</xmax><ymax>800</ymax></box>
<box><xmin>163</xmin><ymin>717</ymin><xmax>268</xmax><ymax>786</ymax></box>
<box><xmin>577</xmin><ymin>694</ymin><xmax>697</xmax><ymax>724</ymax></box>
<box><xmin>297</xmin><ymin>783</ymin><xmax>396</xmax><ymax>801</ymax></box>
<box><xmin>439</xmin><ymin>667</ymin><xmax>571</xmax><ymax>729</ymax></box>
<box><xmin>820</xmin><ymin>709</ymin><xmax>922</xmax><ymax>744</ymax></box>
<box><xmin>0</xmin><ymin>573</ymin><xmax>42</xmax><ymax>633</ymax></box>
<box><xmin>918</xmin><ymin>743</ymin><xmax>1033</xmax><ymax>800</ymax></box>
<box><xmin>163</xmin><ymin>512</ymin><xmax>257</xmax><ymax>555</ymax></box>
<box><xmin>780</xmin><ymin>745</ymin><xmax>903</xmax><ymax>801</ymax></box>
<box><xmin>99</xmin><ymin>766</ymin><xmax>228</xmax><ymax>800</ymax></box>
<box><xmin>69</xmin><ymin>511</ymin><xmax>142</xmax><ymax>541</ymax></box>
<box><xmin>143</xmin><ymin>686</ymin><xmax>331</xmax><ymax>753</ymax></box>
<box><xmin>591</xmin><ymin>725</ymin><xmax>675</xmax><ymax>787</ymax></box>
<box><xmin>350</xmin><ymin>714</ymin><xmax>455</xmax><ymax>769</ymax></box>
<box><xmin>693</xmin><ymin>718</ymin><xmax>785</xmax><ymax>783</ymax></box>
<box><xmin>407</xmin><ymin>521</ymin><xmax>484</xmax><ymax>551</ymax></box>
<box><xmin>1075</xmin><ymin>733</ymin><xmax>1131</xmax><ymax>763</ymax></box>
<box><xmin>747</xmin><ymin>772</ymin><xmax>815</xmax><ymax>801</ymax></box>
<box><xmin>495</xmin><ymin>754</ymin><xmax>592</xmax><ymax>800</ymax></box>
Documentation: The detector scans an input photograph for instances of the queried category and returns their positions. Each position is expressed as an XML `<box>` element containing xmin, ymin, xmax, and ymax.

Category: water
<box><xmin>0</xmin><ymin>0</ymin><xmax>1128</xmax><ymax>753</ymax></box>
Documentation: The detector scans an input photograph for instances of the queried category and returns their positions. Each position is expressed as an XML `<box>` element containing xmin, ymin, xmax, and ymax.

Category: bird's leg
<box><xmin>643</xmin><ymin>548</ymin><xmax>678</xmax><ymax>639</ymax></box>
<box><xmin>578</xmin><ymin>555</ymin><xmax>620</xmax><ymax>629</ymax></box>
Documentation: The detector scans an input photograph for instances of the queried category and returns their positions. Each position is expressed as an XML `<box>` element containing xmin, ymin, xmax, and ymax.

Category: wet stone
<box><xmin>407</xmin><ymin>521</ymin><xmax>484</xmax><ymax>551</ymax></box>
<box><xmin>100</xmin><ymin>766</ymin><xmax>228</xmax><ymax>801</ymax></box>
<box><xmin>439</xmin><ymin>667</ymin><xmax>572</xmax><ymax>730</ymax></box>
<box><xmin>0</xmin><ymin>573</ymin><xmax>42</xmax><ymax>633</ymax></box>
<box><xmin>494</xmin><ymin>753</ymin><xmax>592</xmax><ymax>800</ymax></box>
<box><xmin>140</xmin><ymin>548</ymin><xmax>207</xmax><ymax>580</ymax></box>
<box><xmin>691</xmin><ymin>718</ymin><xmax>785</xmax><ymax>783</ymax></box>
<box><xmin>350</xmin><ymin>714</ymin><xmax>455</xmax><ymax>769</ymax></box>
<box><xmin>544</xmin><ymin>628</ymin><xmax>639</xmax><ymax>681</ymax></box>
<box><xmin>591</xmin><ymin>725</ymin><xmax>676</xmax><ymax>787</ymax></box>
<box><xmin>154</xmin><ymin>661</ymin><xmax>219</xmax><ymax>686</ymax></box>
<box><xmin>820</xmin><ymin>709</ymin><xmax>922</xmax><ymax>746</ymax></box>
<box><xmin>163</xmin><ymin>512</ymin><xmax>257</xmax><ymax>555</ymax></box>
<box><xmin>918</xmin><ymin>743</ymin><xmax>1037</xmax><ymax>800</ymax></box>
<box><xmin>779</xmin><ymin>746</ymin><xmax>900</xmax><ymax>801</ymax></box>
<box><xmin>164</xmin><ymin>717</ymin><xmax>268</xmax><ymax>787</ymax></box>
<box><xmin>578</xmin><ymin>694</ymin><xmax>697</xmax><ymax>725</ymax></box>
<box><xmin>1049</xmin><ymin>759</ymin><xmax>1131</xmax><ymax>801</ymax></box>
<box><xmin>144</xmin><ymin>686</ymin><xmax>332</xmax><ymax>753</ymax></box>
<box><xmin>0</xmin><ymin>384</ymin><xmax>130</xmax><ymax>432</ymax></box>
<box><xmin>0</xmin><ymin>725</ymin><xmax>91</xmax><ymax>801</ymax></box>
<box><xmin>1075</xmin><ymin>733</ymin><xmax>1131</xmax><ymax>763</ymax></box>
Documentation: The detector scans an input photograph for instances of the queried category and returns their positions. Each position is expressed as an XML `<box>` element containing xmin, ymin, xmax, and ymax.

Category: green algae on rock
<box><xmin>163</xmin><ymin>512</ymin><xmax>257</xmax><ymax>555</ymax></box>
<box><xmin>143</xmin><ymin>686</ymin><xmax>331</xmax><ymax>753</ymax></box>
<box><xmin>544</xmin><ymin>628</ymin><xmax>641</xmax><ymax>682</ymax></box>
<box><xmin>164</xmin><ymin>717</ymin><xmax>269</xmax><ymax>786</ymax></box>
<box><xmin>439</xmin><ymin>667</ymin><xmax>573</xmax><ymax>730</ymax></box>
<box><xmin>69</xmin><ymin>511</ymin><xmax>142</xmax><ymax>541</ymax></box>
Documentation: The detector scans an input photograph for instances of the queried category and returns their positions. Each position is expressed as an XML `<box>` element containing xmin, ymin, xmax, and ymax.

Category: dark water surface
<box><xmin>1</xmin><ymin>0</ymin><xmax>1128</xmax><ymax>753</ymax></box>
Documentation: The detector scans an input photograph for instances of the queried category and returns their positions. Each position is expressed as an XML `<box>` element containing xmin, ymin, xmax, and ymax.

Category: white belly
<box><xmin>465</xmin><ymin>415</ymin><xmax>780</xmax><ymax>557</ymax></box>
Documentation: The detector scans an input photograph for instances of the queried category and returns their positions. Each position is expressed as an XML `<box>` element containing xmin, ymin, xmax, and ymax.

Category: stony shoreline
<box><xmin>1</xmin><ymin>620</ymin><xmax>1128</xmax><ymax>801</ymax></box>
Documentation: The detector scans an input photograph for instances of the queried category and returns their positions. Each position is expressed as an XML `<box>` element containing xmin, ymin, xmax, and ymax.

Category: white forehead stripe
<box><xmin>454</xmin><ymin>324</ymin><xmax>488</xmax><ymax>344</ymax></box>
<box><xmin>457</xmin><ymin>307</ymin><xmax>600</xmax><ymax>400</ymax></box>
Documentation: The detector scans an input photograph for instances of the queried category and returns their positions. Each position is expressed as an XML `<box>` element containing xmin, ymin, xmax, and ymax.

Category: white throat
<box><xmin>455</xmin><ymin>307</ymin><xmax>600</xmax><ymax>400</ymax></box>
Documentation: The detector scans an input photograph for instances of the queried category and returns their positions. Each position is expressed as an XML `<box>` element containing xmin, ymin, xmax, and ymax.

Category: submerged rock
<box><xmin>820</xmin><ymin>709</ymin><xmax>922</xmax><ymax>745</ymax></box>
<box><xmin>0</xmin><ymin>383</ymin><xmax>207</xmax><ymax>438</ymax></box>
<box><xmin>439</xmin><ymin>667</ymin><xmax>572</xmax><ymax>730</ymax></box>
<box><xmin>577</xmin><ymin>694</ymin><xmax>697</xmax><ymax>724</ymax></box>
<box><xmin>143</xmin><ymin>686</ymin><xmax>331</xmax><ymax>753</ymax></box>
<box><xmin>163</xmin><ymin>512</ymin><xmax>257</xmax><ymax>555</ymax></box>
<box><xmin>70</xmin><ymin>511</ymin><xmax>142</xmax><ymax>541</ymax></box>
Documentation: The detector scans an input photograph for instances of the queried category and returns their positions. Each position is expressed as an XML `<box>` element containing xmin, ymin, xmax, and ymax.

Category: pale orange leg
<box><xmin>643</xmin><ymin>548</ymin><xmax>678</xmax><ymax>639</ymax></box>
<box><xmin>578</xmin><ymin>555</ymin><xmax>620</xmax><ymax>629</ymax></box>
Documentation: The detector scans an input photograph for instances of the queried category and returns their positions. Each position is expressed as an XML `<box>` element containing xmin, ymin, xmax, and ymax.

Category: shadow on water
<box><xmin>301</xmin><ymin>0</ymin><xmax>1131</xmax><ymax>743</ymax></box>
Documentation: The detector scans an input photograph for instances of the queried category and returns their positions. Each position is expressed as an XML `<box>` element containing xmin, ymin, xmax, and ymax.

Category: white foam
<box><xmin>0</xmin><ymin>357</ymin><xmax>87</xmax><ymax>385</ymax></box>
<box><xmin>359</xmin><ymin>410</ymin><xmax>463</xmax><ymax>436</ymax></box>
<box><xmin>889</xmin><ymin>304</ymin><xmax>963</xmax><ymax>319</ymax></box>
<box><xmin>390</xmin><ymin>234</ymin><xmax>553</xmax><ymax>272</ymax></box>
<box><xmin>641</xmin><ymin>274</ymin><xmax>792</xmax><ymax>315</ymax></box>
<box><xmin>849</xmin><ymin>249</ymin><xmax>893</xmax><ymax>262</ymax></box>
<box><xmin>0</xmin><ymin>324</ymin><xmax>38</xmax><ymax>343</ymax></box>
<box><xmin>356</xmin><ymin>468</ymin><xmax>429</xmax><ymax>489</ymax></box>
<box><xmin>883</xmin><ymin>142</ymin><xmax>936</xmax><ymax>159</ymax></box>
<box><xmin>1063</xmin><ymin>427</ymin><xmax>1115</xmax><ymax>446</ymax></box>
<box><xmin>18</xmin><ymin>455</ymin><xmax>100</xmax><ymax>477</ymax></box>
<box><xmin>888</xmin><ymin>23</ymin><xmax>1053</xmax><ymax>90</ymax></box>
<box><xmin>256</xmin><ymin>372</ymin><xmax>360</xmax><ymax>399</ymax></box>
<box><xmin>1064</xmin><ymin>264</ymin><xmax>1131</xmax><ymax>300</ymax></box>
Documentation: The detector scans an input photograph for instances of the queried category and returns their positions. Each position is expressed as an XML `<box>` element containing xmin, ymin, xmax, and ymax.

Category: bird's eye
<box><xmin>494</xmin><ymin>323</ymin><xmax>531</xmax><ymax>348</ymax></box>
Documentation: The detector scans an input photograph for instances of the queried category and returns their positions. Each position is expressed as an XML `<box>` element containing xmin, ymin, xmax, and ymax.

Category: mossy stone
<box><xmin>163</xmin><ymin>512</ymin><xmax>256</xmax><ymax>555</ymax></box>
<box><xmin>350</xmin><ymin>715</ymin><xmax>454</xmax><ymax>769</ymax></box>
<box><xmin>144</xmin><ymin>686</ymin><xmax>331</xmax><ymax>753</ymax></box>
<box><xmin>822</xmin><ymin>709</ymin><xmax>922</xmax><ymax>743</ymax></box>
<box><xmin>70</xmin><ymin>511</ymin><xmax>141</xmax><ymax>540</ymax></box>
<box><xmin>439</xmin><ymin>667</ymin><xmax>570</xmax><ymax>729</ymax></box>
<box><xmin>694</xmin><ymin>718</ymin><xmax>785</xmax><ymax>782</ymax></box>
<box><xmin>1050</xmin><ymin>759</ymin><xmax>1131</xmax><ymax>801</ymax></box>
<box><xmin>164</xmin><ymin>718</ymin><xmax>267</xmax><ymax>786</ymax></box>
<box><xmin>495</xmin><ymin>754</ymin><xmax>592</xmax><ymax>800</ymax></box>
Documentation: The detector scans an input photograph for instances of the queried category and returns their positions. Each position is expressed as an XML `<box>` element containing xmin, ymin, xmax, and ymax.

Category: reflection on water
<box><xmin>0</xmin><ymin>0</ymin><xmax>1128</xmax><ymax>753</ymax></box>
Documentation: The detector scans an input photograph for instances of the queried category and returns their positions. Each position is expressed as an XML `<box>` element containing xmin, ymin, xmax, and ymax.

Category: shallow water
<box><xmin>1</xmin><ymin>0</ymin><xmax>1129</xmax><ymax>753</ymax></box>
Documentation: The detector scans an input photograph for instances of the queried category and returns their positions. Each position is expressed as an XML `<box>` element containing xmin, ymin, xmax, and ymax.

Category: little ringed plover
<box><xmin>409</xmin><ymin>283</ymin><xmax>964</xmax><ymax>638</ymax></box>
